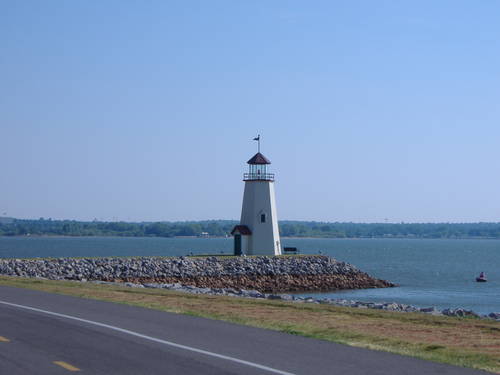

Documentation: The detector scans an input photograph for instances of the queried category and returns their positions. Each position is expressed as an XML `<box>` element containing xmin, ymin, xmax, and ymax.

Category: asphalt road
<box><xmin>0</xmin><ymin>286</ymin><xmax>488</xmax><ymax>375</ymax></box>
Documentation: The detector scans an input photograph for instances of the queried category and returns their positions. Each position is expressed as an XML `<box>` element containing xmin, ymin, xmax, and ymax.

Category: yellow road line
<box><xmin>53</xmin><ymin>361</ymin><xmax>81</xmax><ymax>372</ymax></box>
<box><xmin>0</xmin><ymin>336</ymin><xmax>10</xmax><ymax>342</ymax></box>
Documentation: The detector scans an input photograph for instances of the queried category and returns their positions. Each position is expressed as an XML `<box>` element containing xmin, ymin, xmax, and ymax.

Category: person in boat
<box><xmin>476</xmin><ymin>272</ymin><xmax>487</xmax><ymax>282</ymax></box>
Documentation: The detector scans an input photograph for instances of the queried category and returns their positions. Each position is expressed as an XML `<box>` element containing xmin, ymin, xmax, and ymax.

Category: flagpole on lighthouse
<box><xmin>253</xmin><ymin>135</ymin><xmax>260</xmax><ymax>153</ymax></box>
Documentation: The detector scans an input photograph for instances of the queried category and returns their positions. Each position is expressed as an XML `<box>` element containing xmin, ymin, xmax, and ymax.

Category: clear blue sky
<box><xmin>1</xmin><ymin>1</ymin><xmax>499</xmax><ymax>223</ymax></box>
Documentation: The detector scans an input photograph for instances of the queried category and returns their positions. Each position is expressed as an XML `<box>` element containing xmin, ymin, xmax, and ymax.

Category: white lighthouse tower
<box><xmin>232</xmin><ymin>137</ymin><xmax>281</xmax><ymax>256</ymax></box>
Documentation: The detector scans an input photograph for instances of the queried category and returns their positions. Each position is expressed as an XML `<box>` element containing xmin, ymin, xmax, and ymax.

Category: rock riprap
<box><xmin>79</xmin><ymin>280</ymin><xmax>500</xmax><ymax>320</ymax></box>
<box><xmin>0</xmin><ymin>255</ymin><xmax>394</xmax><ymax>293</ymax></box>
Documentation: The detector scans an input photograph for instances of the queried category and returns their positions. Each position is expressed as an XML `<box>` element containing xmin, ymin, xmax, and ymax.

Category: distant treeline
<box><xmin>0</xmin><ymin>219</ymin><xmax>236</xmax><ymax>238</ymax></box>
<box><xmin>2</xmin><ymin>218</ymin><xmax>500</xmax><ymax>239</ymax></box>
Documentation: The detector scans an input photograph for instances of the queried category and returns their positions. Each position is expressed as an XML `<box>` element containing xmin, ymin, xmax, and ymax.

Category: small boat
<box><xmin>476</xmin><ymin>272</ymin><xmax>487</xmax><ymax>282</ymax></box>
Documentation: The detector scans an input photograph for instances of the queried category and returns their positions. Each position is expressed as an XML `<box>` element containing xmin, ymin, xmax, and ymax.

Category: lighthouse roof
<box><xmin>231</xmin><ymin>225</ymin><xmax>252</xmax><ymax>235</ymax></box>
<box><xmin>247</xmin><ymin>152</ymin><xmax>271</xmax><ymax>165</ymax></box>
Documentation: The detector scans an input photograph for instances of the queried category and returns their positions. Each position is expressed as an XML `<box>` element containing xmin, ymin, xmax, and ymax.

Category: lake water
<box><xmin>1</xmin><ymin>236</ymin><xmax>499</xmax><ymax>315</ymax></box>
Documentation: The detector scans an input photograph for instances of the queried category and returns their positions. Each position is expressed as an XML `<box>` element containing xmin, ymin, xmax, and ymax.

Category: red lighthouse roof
<box><xmin>231</xmin><ymin>225</ymin><xmax>252</xmax><ymax>235</ymax></box>
<box><xmin>247</xmin><ymin>152</ymin><xmax>271</xmax><ymax>165</ymax></box>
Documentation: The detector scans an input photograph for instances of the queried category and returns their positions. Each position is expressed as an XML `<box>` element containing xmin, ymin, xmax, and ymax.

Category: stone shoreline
<box><xmin>0</xmin><ymin>255</ymin><xmax>498</xmax><ymax>321</ymax></box>
<box><xmin>0</xmin><ymin>255</ymin><xmax>394</xmax><ymax>293</ymax></box>
<box><xmin>93</xmin><ymin>280</ymin><xmax>500</xmax><ymax>321</ymax></box>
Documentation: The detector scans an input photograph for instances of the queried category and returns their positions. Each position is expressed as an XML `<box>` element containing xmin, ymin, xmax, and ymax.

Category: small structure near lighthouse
<box><xmin>232</xmin><ymin>136</ymin><xmax>282</xmax><ymax>256</ymax></box>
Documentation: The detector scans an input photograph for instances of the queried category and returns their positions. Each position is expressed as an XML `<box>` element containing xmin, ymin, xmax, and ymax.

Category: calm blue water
<box><xmin>1</xmin><ymin>237</ymin><xmax>499</xmax><ymax>314</ymax></box>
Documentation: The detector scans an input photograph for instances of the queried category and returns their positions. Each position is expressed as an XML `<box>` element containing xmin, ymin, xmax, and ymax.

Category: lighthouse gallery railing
<box><xmin>243</xmin><ymin>173</ymin><xmax>275</xmax><ymax>181</ymax></box>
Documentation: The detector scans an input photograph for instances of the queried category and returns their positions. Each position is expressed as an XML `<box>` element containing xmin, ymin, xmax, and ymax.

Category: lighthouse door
<box><xmin>234</xmin><ymin>234</ymin><xmax>242</xmax><ymax>255</ymax></box>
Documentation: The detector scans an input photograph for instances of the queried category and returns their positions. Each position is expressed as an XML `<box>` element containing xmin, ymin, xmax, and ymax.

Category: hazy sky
<box><xmin>2</xmin><ymin>1</ymin><xmax>500</xmax><ymax>223</ymax></box>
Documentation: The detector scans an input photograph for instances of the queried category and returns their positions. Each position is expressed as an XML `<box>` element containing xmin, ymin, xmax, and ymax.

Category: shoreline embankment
<box><xmin>0</xmin><ymin>255</ymin><xmax>393</xmax><ymax>293</ymax></box>
<box><xmin>1</xmin><ymin>255</ymin><xmax>499</xmax><ymax>319</ymax></box>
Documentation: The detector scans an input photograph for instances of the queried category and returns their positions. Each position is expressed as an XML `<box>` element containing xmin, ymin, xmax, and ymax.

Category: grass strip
<box><xmin>1</xmin><ymin>276</ymin><xmax>499</xmax><ymax>373</ymax></box>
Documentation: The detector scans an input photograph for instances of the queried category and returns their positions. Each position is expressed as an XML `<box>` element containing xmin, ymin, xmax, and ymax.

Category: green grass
<box><xmin>2</xmin><ymin>254</ymin><xmax>315</xmax><ymax>261</ymax></box>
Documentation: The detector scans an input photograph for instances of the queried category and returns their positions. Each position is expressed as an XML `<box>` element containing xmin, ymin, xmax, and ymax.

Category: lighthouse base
<box><xmin>239</xmin><ymin>180</ymin><xmax>281</xmax><ymax>256</ymax></box>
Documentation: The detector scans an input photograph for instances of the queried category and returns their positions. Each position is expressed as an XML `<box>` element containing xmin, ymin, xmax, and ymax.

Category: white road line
<box><xmin>0</xmin><ymin>300</ymin><xmax>296</xmax><ymax>375</ymax></box>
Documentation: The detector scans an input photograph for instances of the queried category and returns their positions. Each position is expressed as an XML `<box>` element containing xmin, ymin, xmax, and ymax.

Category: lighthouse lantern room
<box><xmin>232</xmin><ymin>137</ymin><xmax>282</xmax><ymax>256</ymax></box>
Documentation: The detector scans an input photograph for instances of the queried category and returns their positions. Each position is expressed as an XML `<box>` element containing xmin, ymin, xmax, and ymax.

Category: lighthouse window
<box><xmin>260</xmin><ymin>214</ymin><xmax>266</xmax><ymax>223</ymax></box>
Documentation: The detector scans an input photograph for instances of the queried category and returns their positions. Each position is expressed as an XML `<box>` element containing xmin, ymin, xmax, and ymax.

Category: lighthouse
<box><xmin>231</xmin><ymin>137</ymin><xmax>282</xmax><ymax>256</ymax></box>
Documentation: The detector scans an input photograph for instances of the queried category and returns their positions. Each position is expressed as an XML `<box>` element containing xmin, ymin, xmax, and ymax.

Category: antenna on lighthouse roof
<box><xmin>253</xmin><ymin>134</ymin><xmax>260</xmax><ymax>153</ymax></box>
